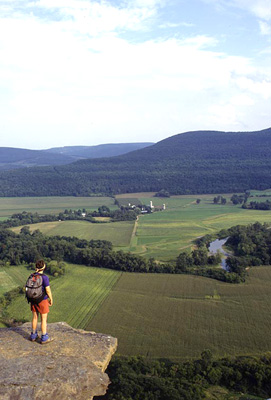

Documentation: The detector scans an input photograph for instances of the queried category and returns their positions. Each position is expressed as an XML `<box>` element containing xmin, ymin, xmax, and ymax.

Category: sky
<box><xmin>0</xmin><ymin>0</ymin><xmax>271</xmax><ymax>149</ymax></box>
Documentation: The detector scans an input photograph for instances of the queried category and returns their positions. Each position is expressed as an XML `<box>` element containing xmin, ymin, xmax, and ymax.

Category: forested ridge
<box><xmin>46</xmin><ymin>142</ymin><xmax>153</xmax><ymax>158</ymax></box>
<box><xmin>0</xmin><ymin>128</ymin><xmax>271</xmax><ymax>196</ymax></box>
<box><xmin>0</xmin><ymin>143</ymin><xmax>153</xmax><ymax>171</ymax></box>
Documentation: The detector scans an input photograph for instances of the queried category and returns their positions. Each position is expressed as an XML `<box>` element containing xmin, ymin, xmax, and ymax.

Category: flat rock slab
<box><xmin>0</xmin><ymin>322</ymin><xmax>117</xmax><ymax>400</ymax></box>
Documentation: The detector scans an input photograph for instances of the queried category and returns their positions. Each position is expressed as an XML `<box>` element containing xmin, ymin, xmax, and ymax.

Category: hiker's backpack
<box><xmin>25</xmin><ymin>273</ymin><xmax>46</xmax><ymax>304</ymax></box>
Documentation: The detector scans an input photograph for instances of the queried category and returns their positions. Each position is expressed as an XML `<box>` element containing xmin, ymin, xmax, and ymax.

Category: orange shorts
<box><xmin>31</xmin><ymin>299</ymin><xmax>49</xmax><ymax>314</ymax></box>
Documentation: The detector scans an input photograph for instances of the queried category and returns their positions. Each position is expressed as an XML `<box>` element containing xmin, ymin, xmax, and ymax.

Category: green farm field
<box><xmin>89</xmin><ymin>266</ymin><xmax>271</xmax><ymax>360</ymax></box>
<box><xmin>12</xmin><ymin>220</ymin><xmax>135</xmax><ymax>247</ymax></box>
<box><xmin>127</xmin><ymin>193</ymin><xmax>271</xmax><ymax>260</ymax></box>
<box><xmin>3</xmin><ymin>264</ymin><xmax>121</xmax><ymax>330</ymax></box>
<box><xmin>0</xmin><ymin>266</ymin><xmax>30</xmax><ymax>297</ymax></box>
<box><xmin>0</xmin><ymin>196</ymin><xmax>116</xmax><ymax>217</ymax></box>
<box><xmin>7</xmin><ymin>192</ymin><xmax>271</xmax><ymax>260</ymax></box>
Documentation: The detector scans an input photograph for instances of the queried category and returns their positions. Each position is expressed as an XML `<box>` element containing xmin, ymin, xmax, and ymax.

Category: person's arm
<box><xmin>45</xmin><ymin>286</ymin><xmax>53</xmax><ymax>306</ymax></box>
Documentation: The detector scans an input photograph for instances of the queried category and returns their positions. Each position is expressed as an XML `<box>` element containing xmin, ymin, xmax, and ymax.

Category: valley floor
<box><xmin>3</xmin><ymin>264</ymin><xmax>271</xmax><ymax>361</ymax></box>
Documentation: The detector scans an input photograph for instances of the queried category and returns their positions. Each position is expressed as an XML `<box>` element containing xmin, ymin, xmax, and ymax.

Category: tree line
<box><xmin>100</xmin><ymin>351</ymin><xmax>271</xmax><ymax>400</ymax></box>
<box><xmin>1</xmin><ymin>220</ymin><xmax>270</xmax><ymax>283</ymax></box>
<box><xmin>0</xmin><ymin>226</ymin><xmax>242</xmax><ymax>283</ymax></box>
<box><xmin>243</xmin><ymin>199</ymin><xmax>271</xmax><ymax>210</ymax></box>
<box><xmin>0</xmin><ymin>207</ymin><xmax>141</xmax><ymax>230</ymax></box>
<box><xmin>0</xmin><ymin>227</ymin><xmax>164</xmax><ymax>272</ymax></box>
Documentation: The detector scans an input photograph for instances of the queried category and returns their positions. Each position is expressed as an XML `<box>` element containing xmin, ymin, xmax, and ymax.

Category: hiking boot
<box><xmin>29</xmin><ymin>331</ymin><xmax>39</xmax><ymax>342</ymax></box>
<box><xmin>41</xmin><ymin>333</ymin><xmax>53</xmax><ymax>344</ymax></box>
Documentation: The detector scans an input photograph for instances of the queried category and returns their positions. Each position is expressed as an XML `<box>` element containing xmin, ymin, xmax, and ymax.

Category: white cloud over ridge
<box><xmin>0</xmin><ymin>0</ymin><xmax>270</xmax><ymax>148</ymax></box>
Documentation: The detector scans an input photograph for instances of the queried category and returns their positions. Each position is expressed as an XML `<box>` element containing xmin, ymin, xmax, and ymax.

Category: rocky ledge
<box><xmin>0</xmin><ymin>322</ymin><xmax>117</xmax><ymax>400</ymax></box>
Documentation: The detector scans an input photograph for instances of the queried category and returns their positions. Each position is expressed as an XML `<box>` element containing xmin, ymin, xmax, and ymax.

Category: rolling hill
<box><xmin>45</xmin><ymin>142</ymin><xmax>154</xmax><ymax>159</ymax></box>
<box><xmin>0</xmin><ymin>147</ymin><xmax>75</xmax><ymax>170</ymax></box>
<box><xmin>0</xmin><ymin>143</ymin><xmax>153</xmax><ymax>171</ymax></box>
<box><xmin>0</xmin><ymin>128</ymin><xmax>270</xmax><ymax>196</ymax></box>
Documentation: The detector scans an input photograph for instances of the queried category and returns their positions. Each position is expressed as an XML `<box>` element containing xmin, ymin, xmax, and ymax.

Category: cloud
<box><xmin>159</xmin><ymin>21</ymin><xmax>194</xmax><ymax>29</ymax></box>
<box><xmin>235</xmin><ymin>76</ymin><xmax>271</xmax><ymax>99</ymax></box>
<box><xmin>259</xmin><ymin>21</ymin><xmax>271</xmax><ymax>36</ymax></box>
<box><xmin>15</xmin><ymin>0</ymin><xmax>163</xmax><ymax>35</ymax></box>
<box><xmin>203</xmin><ymin>0</ymin><xmax>271</xmax><ymax>20</ymax></box>
<box><xmin>203</xmin><ymin>0</ymin><xmax>271</xmax><ymax>35</ymax></box>
<box><xmin>0</xmin><ymin>0</ymin><xmax>270</xmax><ymax>148</ymax></box>
<box><xmin>230</xmin><ymin>94</ymin><xmax>255</xmax><ymax>106</ymax></box>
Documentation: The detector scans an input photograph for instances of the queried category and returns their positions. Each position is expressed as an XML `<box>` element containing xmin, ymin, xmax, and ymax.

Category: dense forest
<box><xmin>224</xmin><ymin>222</ymin><xmax>271</xmax><ymax>274</ymax></box>
<box><xmin>0</xmin><ymin>128</ymin><xmax>271</xmax><ymax>196</ymax></box>
<box><xmin>98</xmin><ymin>352</ymin><xmax>271</xmax><ymax>400</ymax></box>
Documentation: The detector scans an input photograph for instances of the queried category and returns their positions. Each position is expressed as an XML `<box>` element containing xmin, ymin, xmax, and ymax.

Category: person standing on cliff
<box><xmin>29</xmin><ymin>260</ymin><xmax>53</xmax><ymax>344</ymax></box>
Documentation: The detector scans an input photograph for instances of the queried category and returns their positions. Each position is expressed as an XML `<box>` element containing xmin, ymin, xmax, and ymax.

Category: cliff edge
<box><xmin>0</xmin><ymin>322</ymin><xmax>117</xmax><ymax>400</ymax></box>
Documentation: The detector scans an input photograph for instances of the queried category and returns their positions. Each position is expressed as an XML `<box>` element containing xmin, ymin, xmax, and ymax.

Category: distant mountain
<box><xmin>0</xmin><ymin>128</ymin><xmax>270</xmax><ymax>196</ymax></box>
<box><xmin>45</xmin><ymin>143</ymin><xmax>154</xmax><ymax>159</ymax></box>
<box><xmin>0</xmin><ymin>143</ymin><xmax>153</xmax><ymax>171</ymax></box>
<box><xmin>0</xmin><ymin>147</ymin><xmax>75</xmax><ymax>170</ymax></box>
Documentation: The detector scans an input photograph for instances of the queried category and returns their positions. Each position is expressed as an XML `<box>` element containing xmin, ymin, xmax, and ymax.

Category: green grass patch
<box><xmin>249</xmin><ymin>189</ymin><xmax>271</xmax><ymax>197</ymax></box>
<box><xmin>0</xmin><ymin>266</ymin><xmax>30</xmax><ymax>297</ymax></box>
<box><xmin>4</xmin><ymin>264</ymin><xmax>121</xmax><ymax>330</ymax></box>
<box><xmin>0</xmin><ymin>196</ymin><xmax>116</xmax><ymax>217</ymax></box>
<box><xmin>248</xmin><ymin>196</ymin><xmax>271</xmax><ymax>202</ymax></box>
<box><xmin>116</xmin><ymin>198</ymin><xmax>142</xmax><ymax>207</ymax></box>
<box><xmin>116</xmin><ymin>192</ymin><xmax>156</xmax><ymax>199</ymax></box>
<box><xmin>93</xmin><ymin>217</ymin><xmax>111</xmax><ymax>222</ymax></box>
<box><xmin>90</xmin><ymin>266</ymin><xmax>271</xmax><ymax>360</ymax></box>
<box><xmin>12</xmin><ymin>220</ymin><xmax>135</xmax><ymax>247</ymax></box>
<box><xmin>204</xmin><ymin>387</ymin><xmax>265</xmax><ymax>400</ymax></box>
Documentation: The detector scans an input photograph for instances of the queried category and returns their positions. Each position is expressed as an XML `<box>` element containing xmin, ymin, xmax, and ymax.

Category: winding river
<box><xmin>208</xmin><ymin>238</ymin><xmax>230</xmax><ymax>270</ymax></box>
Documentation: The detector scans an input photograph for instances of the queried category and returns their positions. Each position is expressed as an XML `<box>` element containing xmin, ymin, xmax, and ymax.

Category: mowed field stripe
<box><xmin>89</xmin><ymin>267</ymin><xmax>271</xmax><ymax>360</ymax></box>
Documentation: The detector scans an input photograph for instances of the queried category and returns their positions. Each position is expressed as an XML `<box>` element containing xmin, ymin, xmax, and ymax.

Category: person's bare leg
<box><xmin>41</xmin><ymin>313</ymin><xmax>48</xmax><ymax>335</ymax></box>
<box><xmin>32</xmin><ymin>311</ymin><xmax>38</xmax><ymax>332</ymax></box>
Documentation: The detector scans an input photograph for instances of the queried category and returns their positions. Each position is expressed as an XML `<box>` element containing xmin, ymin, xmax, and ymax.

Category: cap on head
<box><xmin>35</xmin><ymin>259</ymin><xmax>46</xmax><ymax>271</ymax></box>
